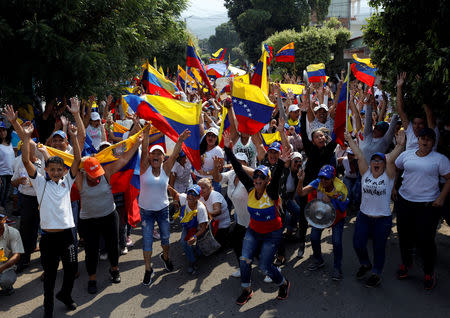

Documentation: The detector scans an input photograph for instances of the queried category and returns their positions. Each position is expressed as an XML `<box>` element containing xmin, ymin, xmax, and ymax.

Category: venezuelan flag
<box><xmin>218</xmin><ymin>108</ymin><xmax>231</xmax><ymax>148</ymax></box>
<box><xmin>261</xmin><ymin>131</ymin><xmax>281</xmax><ymax>150</ymax></box>
<box><xmin>177</xmin><ymin>65</ymin><xmax>197</xmax><ymax>91</ymax></box>
<box><xmin>141</xmin><ymin>60</ymin><xmax>178</xmax><ymax>98</ymax></box>
<box><xmin>351</xmin><ymin>54</ymin><xmax>377</xmax><ymax>87</ymax></box>
<box><xmin>333</xmin><ymin>79</ymin><xmax>348</xmax><ymax>146</ymax></box>
<box><xmin>307</xmin><ymin>63</ymin><xmax>327</xmax><ymax>83</ymax></box>
<box><xmin>186</xmin><ymin>40</ymin><xmax>216</xmax><ymax>97</ymax></box>
<box><xmin>275</xmin><ymin>42</ymin><xmax>295</xmax><ymax>63</ymax></box>
<box><xmin>148</xmin><ymin>125</ymin><xmax>166</xmax><ymax>152</ymax></box>
<box><xmin>123</xmin><ymin>94</ymin><xmax>202</xmax><ymax>170</ymax></box>
<box><xmin>113</xmin><ymin>122</ymin><xmax>129</xmax><ymax>138</ymax></box>
<box><xmin>232</xmin><ymin>80</ymin><xmax>274</xmax><ymax>135</ymax></box>
<box><xmin>250</xmin><ymin>49</ymin><xmax>269</xmax><ymax>95</ymax></box>
<box><xmin>235</xmin><ymin>74</ymin><xmax>250</xmax><ymax>84</ymax></box>
<box><xmin>279</xmin><ymin>83</ymin><xmax>305</xmax><ymax>97</ymax></box>
<box><xmin>211</xmin><ymin>48</ymin><xmax>227</xmax><ymax>61</ymax></box>
<box><xmin>264</xmin><ymin>44</ymin><xmax>273</xmax><ymax>65</ymax></box>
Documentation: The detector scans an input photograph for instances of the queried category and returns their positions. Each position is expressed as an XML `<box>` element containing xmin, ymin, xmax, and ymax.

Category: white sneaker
<box><xmin>99</xmin><ymin>253</ymin><xmax>108</xmax><ymax>261</ymax></box>
<box><xmin>263</xmin><ymin>267</ymin><xmax>281</xmax><ymax>283</ymax></box>
<box><xmin>120</xmin><ymin>247</ymin><xmax>128</xmax><ymax>255</ymax></box>
<box><xmin>231</xmin><ymin>269</ymin><xmax>241</xmax><ymax>278</ymax></box>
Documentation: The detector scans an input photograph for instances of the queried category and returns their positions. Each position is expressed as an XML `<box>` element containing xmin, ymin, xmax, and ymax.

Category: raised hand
<box><xmin>60</xmin><ymin>115</ymin><xmax>68</xmax><ymax>127</ymax></box>
<box><xmin>213</xmin><ymin>156</ymin><xmax>223</xmax><ymax>171</ymax></box>
<box><xmin>68</xmin><ymin>123</ymin><xmax>78</xmax><ymax>136</ymax></box>
<box><xmin>223</xmin><ymin>130</ymin><xmax>231</xmax><ymax>148</ymax></box>
<box><xmin>397</xmin><ymin>72</ymin><xmax>406</xmax><ymax>87</ymax></box>
<box><xmin>22</xmin><ymin>122</ymin><xmax>34</xmax><ymax>137</ymax></box>
<box><xmin>297</xmin><ymin>168</ymin><xmax>305</xmax><ymax>181</ymax></box>
<box><xmin>67</xmin><ymin>97</ymin><xmax>80</xmax><ymax>113</ymax></box>
<box><xmin>280</xmin><ymin>146</ymin><xmax>292</xmax><ymax>162</ymax></box>
<box><xmin>2</xmin><ymin>105</ymin><xmax>18</xmax><ymax>122</ymax></box>
<box><xmin>395</xmin><ymin>128</ymin><xmax>406</xmax><ymax>146</ymax></box>
<box><xmin>179</xmin><ymin>129</ymin><xmax>191</xmax><ymax>142</ymax></box>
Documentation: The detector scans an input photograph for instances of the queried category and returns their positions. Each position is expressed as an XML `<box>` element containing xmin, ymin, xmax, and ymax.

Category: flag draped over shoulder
<box><xmin>333</xmin><ymin>80</ymin><xmax>348</xmax><ymax>146</ymax></box>
<box><xmin>306</xmin><ymin>63</ymin><xmax>327</xmax><ymax>83</ymax></box>
<box><xmin>275</xmin><ymin>42</ymin><xmax>295</xmax><ymax>63</ymax></box>
<box><xmin>186</xmin><ymin>40</ymin><xmax>216</xmax><ymax>97</ymax></box>
<box><xmin>218</xmin><ymin>107</ymin><xmax>230</xmax><ymax>147</ymax></box>
<box><xmin>351</xmin><ymin>54</ymin><xmax>377</xmax><ymax>87</ymax></box>
<box><xmin>141</xmin><ymin>60</ymin><xmax>178</xmax><ymax>98</ymax></box>
<box><xmin>211</xmin><ymin>48</ymin><xmax>226</xmax><ymax>61</ymax></box>
<box><xmin>232</xmin><ymin>80</ymin><xmax>274</xmax><ymax>135</ymax></box>
<box><xmin>123</xmin><ymin>94</ymin><xmax>202</xmax><ymax>170</ymax></box>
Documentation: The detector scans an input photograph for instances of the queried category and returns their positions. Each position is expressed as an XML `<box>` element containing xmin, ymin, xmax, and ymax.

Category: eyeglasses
<box><xmin>253</xmin><ymin>173</ymin><xmax>267</xmax><ymax>180</ymax></box>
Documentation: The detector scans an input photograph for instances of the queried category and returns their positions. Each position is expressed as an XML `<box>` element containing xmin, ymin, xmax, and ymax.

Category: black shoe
<box><xmin>307</xmin><ymin>259</ymin><xmax>325</xmax><ymax>271</ymax></box>
<box><xmin>0</xmin><ymin>287</ymin><xmax>14</xmax><ymax>296</ymax></box>
<box><xmin>297</xmin><ymin>242</ymin><xmax>305</xmax><ymax>258</ymax></box>
<box><xmin>143</xmin><ymin>269</ymin><xmax>154</xmax><ymax>286</ymax></box>
<box><xmin>110</xmin><ymin>269</ymin><xmax>121</xmax><ymax>284</ymax></box>
<box><xmin>87</xmin><ymin>280</ymin><xmax>97</xmax><ymax>294</ymax></box>
<box><xmin>236</xmin><ymin>289</ymin><xmax>253</xmax><ymax>305</ymax></box>
<box><xmin>365</xmin><ymin>274</ymin><xmax>381</xmax><ymax>288</ymax></box>
<box><xmin>55</xmin><ymin>292</ymin><xmax>77</xmax><ymax>311</ymax></box>
<box><xmin>356</xmin><ymin>265</ymin><xmax>372</xmax><ymax>280</ymax></box>
<box><xmin>424</xmin><ymin>274</ymin><xmax>436</xmax><ymax>290</ymax></box>
<box><xmin>160</xmin><ymin>253</ymin><xmax>174</xmax><ymax>272</ymax></box>
<box><xmin>43</xmin><ymin>309</ymin><xmax>53</xmax><ymax>318</ymax></box>
<box><xmin>277</xmin><ymin>280</ymin><xmax>290</xmax><ymax>300</ymax></box>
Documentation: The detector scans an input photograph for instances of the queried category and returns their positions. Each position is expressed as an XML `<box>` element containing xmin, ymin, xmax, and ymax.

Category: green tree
<box><xmin>224</xmin><ymin>0</ymin><xmax>310</xmax><ymax>61</ymax></box>
<box><xmin>0</xmin><ymin>0</ymin><xmax>188</xmax><ymax>104</ymax></box>
<box><xmin>363</xmin><ymin>0</ymin><xmax>450</xmax><ymax>116</ymax></box>
<box><xmin>207</xmin><ymin>22</ymin><xmax>240</xmax><ymax>59</ymax></box>
<box><xmin>309</xmin><ymin>0</ymin><xmax>331</xmax><ymax>23</ymax></box>
<box><xmin>265</xmin><ymin>18</ymin><xmax>350</xmax><ymax>75</ymax></box>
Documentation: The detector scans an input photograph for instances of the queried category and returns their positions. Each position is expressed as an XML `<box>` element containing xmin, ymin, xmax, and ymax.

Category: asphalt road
<box><xmin>2</xmin><ymin>212</ymin><xmax>450</xmax><ymax>318</ymax></box>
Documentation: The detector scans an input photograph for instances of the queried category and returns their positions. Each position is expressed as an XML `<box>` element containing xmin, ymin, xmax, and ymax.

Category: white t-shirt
<box><xmin>360</xmin><ymin>170</ymin><xmax>394</xmax><ymax>217</ymax></box>
<box><xmin>0</xmin><ymin>144</ymin><xmax>14</xmax><ymax>175</ymax></box>
<box><xmin>196</xmin><ymin>146</ymin><xmax>224</xmax><ymax>178</ymax></box>
<box><xmin>342</xmin><ymin>157</ymin><xmax>358</xmax><ymax>179</ymax></box>
<box><xmin>233</xmin><ymin>137</ymin><xmax>257</xmax><ymax>168</ymax></box>
<box><xmin>179</xmin><ymin>193</ymin><xmax>208</xmax><ymax>226</ymax></box>
<box><xmin>0</xmin><ymin>224</ymin><xmax>24</xmax><ymax>270</ymax></box>
<box><xmin>12</xmin><ymin>156</ymin><xmax>44</xmax><ymax>196</ymax></box>
<box><xmin>395</xmin><ymin>150</ymin><xmax>450</xmax><ymax>202</ymax></box>
<box><xmin>29</xmin><ymin>171</ymin><xmax>75</xmax><ymax>230</ymax></box>
<box><xmin>405</xmin><ymin>123</ymin><xmax>439</xmax><ymax>151</ymax></box>
<box><xmin>171</xmin><ymin>160</ymin><xmax>192</xmax><ymax>193</ymax></box>
<box><xmin>86</xmin><ymin>125</ymin><xmax>103</xmax><ymax>149</ymax></box>
<box><xmin>221</xmin><ymin>170</ymin><xmax>249</xmax><ymax>227</ymax></box>
<box><xmin>199</xmin><ymin>190</ymin><xmax>230</xmax><ymax>229</ymax></box>
<box><xmin>286</xmin><ymin>173</ymin><xmax>296</xmax><ymax>193</ymax></box>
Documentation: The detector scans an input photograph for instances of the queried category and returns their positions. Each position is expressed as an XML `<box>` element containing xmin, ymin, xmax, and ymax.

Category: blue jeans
<box><xmin>285</xmin><ymin>196</ymin><xmax>301</xmax><ymax>233</ymax></box>
<box><xmin>343</xmin><ymin>176</ymin><xmax>361</xmax><ymax>206</ymax></box>
<box><xmin>140</xmin><ymin>206</ymin><xmax>170</xmax><ymax>252</ymax></box>
<box><xmin>240</xmin><ymin>228</ymin><xmax>285</xmax><ymax>288</ymax></box>
<box><xmin>180</xmin><ymin>228</ymin><xmax>201</xmax><ymax>263</ymax></box>
<box><xmin>353</xmin><ymin>212</ymin><xmax>392</xmax><ymax>275</ymax></box>
<box><xmin>310</xmin><ymin>219</ymin><xmax>345</xmax><ymax>270</ymax></box>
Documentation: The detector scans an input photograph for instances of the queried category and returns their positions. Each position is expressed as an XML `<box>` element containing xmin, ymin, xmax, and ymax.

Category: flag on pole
<box><xmin>141</xmin><ymin>60</ymin><xmax>178</xmax><ymax>98</ymax></box>
<box><xmin>186</xmin><ymin>40</ymin><xmax>216</xmax><ymax>97</ymax></box>
<box><xmin>333</xmin><ymin>78</ymin><xmax>348</xmax><ymax>146</ymax></box>
<box><xmin>218</xmin><ymin>107</ymin><xmax>231</xmax><ymax>147</ymax></box>
<box><xmin>211</xmin><ymin>48</ymin><xmax>227</xmax><ymax>61</ymax></box>
<box><xmin>275</xmin><ymin>42</ymin><xmax>295</xmax><ymax>63</ymax></box>
<box><xmin>306</xmin><ymin>63</ymin><xmax>327</xmax><ymax>83</ymax></box>
<box><xmin>351</xmin><ymin>54</ymin><xmax>377</xmax><ymax>87</ymax></box>
<box><xmin>251</xmin><ymin>48</ymin><xmax>269</xmax><ymax>96</ymax></box>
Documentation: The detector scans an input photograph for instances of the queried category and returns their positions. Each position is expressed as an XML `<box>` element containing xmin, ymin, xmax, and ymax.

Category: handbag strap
<box><xmin>38</xmin><ymin>180</ymin><xmax>47</xmax><ymax>210</ymax></box>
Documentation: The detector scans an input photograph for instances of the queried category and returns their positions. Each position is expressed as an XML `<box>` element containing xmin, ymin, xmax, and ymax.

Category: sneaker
<box><xmin>263</xmin><ymin>267</ymin><xmax>281</xmax><ymax>283</ymax></box>
<box><xmin>356</xmin><ymin>265</ymin><xmax>372</xmax><ymax>280</ymax></box>
<box><xmin>332</xmin><ymin>268</ymin><xmax>343</xmax><ymax>281</ymax></box>
<box><xmin>236</xmin><ymin>289</ymin><xmax>253</xmax><ymax>305</ymax></box>
<box><xmin>307</xmin><ymin>259</ymin><xmax>325</xmax><ymax>271</ymax></box>
<box><xmin>297</xmin><ymin>242</ymin><xmax>305</xmax><ymax>258</ymax></box>
<box><xmin>160</xmin><ymin>253</ymin><xmax>174</xmax><ymax>272</ymax></box>
<box><xmin>0</xmin><ymin>287</ymin><xmax>14</xmax><ymax>296</ymax></box>
<box><xmin>153</xmin><ymin>229</ymin><xmax>160</xmax><ymax>240</ymax></box>
<box><xmin>424</xmin><ymin>274</ymin><xmax>436</xmax><ymax>290</ymax></box>
<box><xmin>231</xmin><ymin>269</ymin><xmax>241</xmax><ymax>278</ymax></box>
<box><xmin>110</xmin><ymin>269</ymin><xmax>121</xmax><ymax>284</ymax></box>
<box><xmin>120</xmin><ymin>247</ymin><xmax>128</xmax><ymax>255</ymax></box>
<box><xmin>365</xmin><ymin>274</ymin><xmax>381</xmax><ymax>288</ymax></box>
<box><xmin>277</xmin><ymin>280</ymin><xmax>290</xmax><ymax>300</ymax></box>
<box><xmin>87</xmin><ymin>280</ymin><xmax>97</xmax><ymax>294</ymax></box>
<box><xmin>99</xmin><ymin>253</ymin><xmax>108</xmax><ymax>261</ymax></box>
<box><xmin>396</xmin><ymin>264</ymin><xmax>410</xmax><ymax>280</ymax></box>
<box><xmin>142</xmin><ymin>269</ymin><xmax>154</xmax><ymax>286</ymax></box>
<box><xmin>126</xmin><ymin>236</ymin><xmax>134</xmax><ymax>247</ymax></box>
<box><xmin>55</xmin><ymin>292</ymin><xmax>77</xmax><ymax>310</ymax></box>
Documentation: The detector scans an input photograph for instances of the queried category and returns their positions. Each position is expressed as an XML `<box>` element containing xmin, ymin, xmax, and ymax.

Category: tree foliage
<box><xmin>207</xmin><ymin>22</ymin><xmax>241</xmax><ymax>60</ymax></box>
<box><xmin>0</xmin><ymin>0</ymin><xmax>188</xmax><ymax>104</ymax></box>
<box><xmin>363</xmin><ymin>0</ymin><xmax>450</xmax><ymax>117</ymax></box>
<box><xmin>265</xmin><ymin>18</ymin><xmax>350</xmax><ymax>75</ymax></box>
<box><xmin>224</xmin><ymin>0</ymin><xmax>310</xmax><ymax>61</ymax></box>
<box><xmin>309</xmin><ymin>0</ymin><xmax>332</xmax><ymax>23</ymax></box>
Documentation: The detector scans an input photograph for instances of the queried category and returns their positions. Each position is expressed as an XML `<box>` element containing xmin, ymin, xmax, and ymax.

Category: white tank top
<box><xmin>359</xmin><ymin>170</ymin><xmax>394</xmax><ymax>217</ymax></box>
<box><xmin>139</xmin><ymin>166</ymin><xmax>169</xmax><ymax>211</ymax></box>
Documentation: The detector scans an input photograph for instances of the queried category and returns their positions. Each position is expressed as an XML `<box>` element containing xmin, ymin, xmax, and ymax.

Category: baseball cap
<box><xmin>187</xmin><ymin>184</ymin><xmax>201</xmax><ymax>196</ymax></box>
<box><xmin>418</xmin><ymin>127</ymin><xmax>436</xmax><ymax>140</ymax></box>
<box><xmin>255</xmin><ymin>165</ymin><xmax>271</xmax><ymax>178</ymax></box>
<box><xmin>360</xmin><ymin>109</ymin><xmax>366</xmax><ymax>115</ymax></box>
<box><xmin>268</xmin><ymin>141</ymin><xmax>281</xmax><ymax>153</ymax></box>
<box><xmin>288</xmin><ymin>104</ymin><xmax>300</xmax><ymax>113</ymax></box>
<box><xmin>318</xmin><ymin>165</ymin><xmax>335</xmax><ymax>179</ymax></box>
<box><xmin>313</xmin><ymin>104</ymin><xmax>329</xmax><ymax>112</ymax></box>
<box><xmin>205</xmin><ymin>127</ymin><xmax>219</xmax><ymax>137</ymax></box>
<box><xmin>370</xmin><ymin>152</ymin><xmax>386</xmax><ymax>161</ymax></box>
<box><xmin>97</xmin><ymin>141</ymin><xmax>112</xmax><ymax>151</ymax></box>
<box><xmin>0</xmin><ymin>122</ymin><xmax>6</xmax><ymax>129</ymax></box>
<box><xmin>91</xmin><ymin>112</ymin><xmax>101</xmax><ymax>121</ymax></box>
<box><xmin>83</xmin><ymin>157</ymin><xmax>105</xmax><ymax>178</ymax></box>
<box><xmin>51</xmin><ymin>130</ymin><xmax>66</xmax><ymax>139</ymax></box>
<box><xmin>149</xmin><ymin>145</ymin><xmax>165</xmax><ymax>154</ymax></box>
<box><xmin>235</xmin><ymin>152</ymin><xmax>249</xmax><ymax>164</ymax></box>
<box><xmin>291</xmin><ymin>152</ymin><xmax>303</xmax><ymax>161</ymax></box>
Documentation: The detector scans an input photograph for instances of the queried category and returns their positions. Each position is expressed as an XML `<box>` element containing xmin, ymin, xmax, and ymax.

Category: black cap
<box><xmin>418</xmin><ymin>127</ymin><xmax>436</xmax><ymax>140</ymax></box>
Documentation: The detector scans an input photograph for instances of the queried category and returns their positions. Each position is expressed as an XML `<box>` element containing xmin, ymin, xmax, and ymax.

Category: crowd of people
<box><xmin>0</xmin><ymin>69</ymin><xmax>449</xmax><ymax>317</ymax></box>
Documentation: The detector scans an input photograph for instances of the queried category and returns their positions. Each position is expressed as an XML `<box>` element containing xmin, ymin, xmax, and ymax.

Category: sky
<box><xmin>181</xmin><ymin>0</ymin><xmax>226</xmax><ymax>18</ymax></box>
<box><xmin>181</xmin><ymin>0</ymin><xmax>228</xmax><ymax>39</ymax></box>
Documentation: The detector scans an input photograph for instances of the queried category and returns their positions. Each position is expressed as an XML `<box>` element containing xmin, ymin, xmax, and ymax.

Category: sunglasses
<box><xmin>253</xmin><ymin>173</ymin><xmax>267</xmax><ymax>180</ymax></box>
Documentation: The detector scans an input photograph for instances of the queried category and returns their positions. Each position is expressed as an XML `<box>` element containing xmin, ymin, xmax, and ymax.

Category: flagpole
<box><xmin>185</xmin><ymin>66</ymin><xmax>188</xmax><ymax>93</ymax></box>
<box><xmin>345</xmin><ymin>62</ymin><xmax>350</xmax><ymax>132</ymax></box>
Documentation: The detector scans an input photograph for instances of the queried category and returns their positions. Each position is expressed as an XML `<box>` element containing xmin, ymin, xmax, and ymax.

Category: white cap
<box><xmin>288</xmin><ymin>104</ymin><xmax>300</xmax><ymax>113</ymax></box>
<box><xmin>149</xmin><ymin>145</ymin><xmax>165</xmax><ymax>154</ymax></box>
<box><xmin>313</xmin><ymin>104</ymin><xmax>329</xmax><ymax>112</ymax></box>
<box><xmin>97</xmin><ymin>141</ymin><xmax>112</xmax><ymax>151</ymax></box>
<box><xmin>291</xmin><ymin>152</ymin><xmax>303</xmax><ymax>161</ymax></box>
<box><xmin>91</xmin><ymin>112</ymin><xmax>101</xmax><ymax>121</ymax></box>
<box><xmin>205</xmin><ymin>127</ymin><xmax>219</xmax><ymax>136</ymax></box>
<box><xmin>235</xmin><ymin>152</ymin><xmax>249</xmax><ymax>163</ymax></box>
